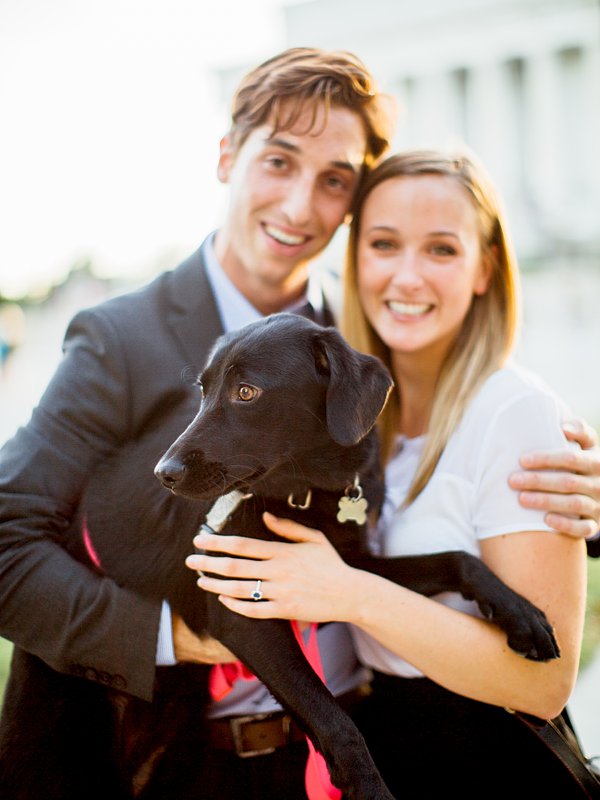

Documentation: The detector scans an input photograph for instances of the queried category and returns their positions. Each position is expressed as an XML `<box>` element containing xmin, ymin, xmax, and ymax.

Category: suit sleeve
<box><xmin>0</xmin><ymin>307</ymin><xmax>161</xmax><ymax>701</ymax></box>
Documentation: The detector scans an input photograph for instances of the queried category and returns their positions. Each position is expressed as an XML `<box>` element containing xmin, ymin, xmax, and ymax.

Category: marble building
<box><xmin>283</xmin><ymin>0</ymin><xmax>600</xmax><ymax>261</ymax></box>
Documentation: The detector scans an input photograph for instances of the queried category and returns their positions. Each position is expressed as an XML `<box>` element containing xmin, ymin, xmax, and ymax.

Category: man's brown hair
<box><xmin>229</xmin><ymin>47</ymin><xmax>395</xmax><ymax>166</ymax></box>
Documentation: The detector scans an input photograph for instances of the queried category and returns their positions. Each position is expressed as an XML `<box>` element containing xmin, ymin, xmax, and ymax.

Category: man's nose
<box><xmin>280</xmin><ymin>177</ymin><xmax>314</xmax><ymax>226</ymax></box>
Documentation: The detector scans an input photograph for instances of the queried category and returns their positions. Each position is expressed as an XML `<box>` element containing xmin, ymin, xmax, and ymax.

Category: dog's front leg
<box><xmin>205</xmin><ymin>598</ymin><xmax>395</xmax><ymax>800</ymax></box>
<box><xmin>351</xmin><ymin>551</ymin><xmax>559</xmax><ymax>662</ymax></box>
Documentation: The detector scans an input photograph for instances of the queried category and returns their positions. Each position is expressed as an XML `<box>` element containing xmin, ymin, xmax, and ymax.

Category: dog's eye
<box><xmin>237</xmin><ymin>384</ymin><xmax>260</xmax><ymax>402</ymax></box>
<box><xmin>195</xmin><ymin>379</ymin><xmax>204</xmax><ymax>397</ymax></box>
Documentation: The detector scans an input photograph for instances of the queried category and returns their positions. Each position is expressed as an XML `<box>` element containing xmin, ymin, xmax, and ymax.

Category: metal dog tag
<box><xmin>337</xmin><ymin>495</ymin><xmax>369</xmax><ymax>525</ymax></box>
<box><xmin>337</xmin><ymin>475</ymin><xmax>369</xmax><ymax>525</ymax></box>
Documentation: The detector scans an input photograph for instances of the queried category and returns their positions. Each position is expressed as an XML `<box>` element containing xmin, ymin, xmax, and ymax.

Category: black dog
<box><xmin>0</xmin><ymin>314</ymin><xmax>559</xmax><ymax>800</ymax></box>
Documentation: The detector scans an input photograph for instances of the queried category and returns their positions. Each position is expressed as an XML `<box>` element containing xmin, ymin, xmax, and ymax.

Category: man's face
<box><xmin>214</xmin><ymin>102</ymin><xmax>368</xmax><ymax>313</ymax></box>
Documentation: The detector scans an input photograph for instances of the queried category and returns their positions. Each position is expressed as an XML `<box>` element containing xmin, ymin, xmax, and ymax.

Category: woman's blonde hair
<box><xmin>341</xmin><ymin>149</ymin><xmax>521</xmax><ymax>505</ymax></box>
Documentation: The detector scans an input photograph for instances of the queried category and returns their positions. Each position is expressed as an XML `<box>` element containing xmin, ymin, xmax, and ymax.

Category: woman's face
<box><xmin>357</xmin><ymin>173</ymin><xmax>491</xmax><ymax>370</ymax></box>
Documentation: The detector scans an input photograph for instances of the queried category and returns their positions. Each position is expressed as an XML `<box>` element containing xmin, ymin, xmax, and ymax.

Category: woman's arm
<box><xmin>188</xmin><ymin>513</ymin><xmax>587</xmax><ymax>720</ymax></box>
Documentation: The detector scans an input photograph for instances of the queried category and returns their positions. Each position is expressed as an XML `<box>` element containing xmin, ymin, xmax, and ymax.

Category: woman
<box><xmin>187</xmin><ymin>150</ymin><xmax>589</xmax><ymax>797</ymax></box>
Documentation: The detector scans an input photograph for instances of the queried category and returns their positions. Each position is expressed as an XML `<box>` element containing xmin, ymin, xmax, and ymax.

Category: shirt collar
<box><xmin>203</xmin><ymin>233</ymin><xmax>262</xmax><ymax>334</ymax></box>
<box><xmin>204</xmin><ymin>231</ymin><xmax>327</xmax><ymax>332</ymax></box>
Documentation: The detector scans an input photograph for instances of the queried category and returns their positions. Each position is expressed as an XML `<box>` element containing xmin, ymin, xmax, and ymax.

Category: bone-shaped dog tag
<box><xmin>337</xmin><ymin>495</ymin><xmax>369</xmax><ymax>525</ymax></box>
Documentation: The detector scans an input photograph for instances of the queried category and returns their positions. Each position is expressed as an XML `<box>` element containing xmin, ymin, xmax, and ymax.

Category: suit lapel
<box><xmin>164</xmin><ymin>239</ymin><xmax>224</xmax><ymax>372</ymax></box>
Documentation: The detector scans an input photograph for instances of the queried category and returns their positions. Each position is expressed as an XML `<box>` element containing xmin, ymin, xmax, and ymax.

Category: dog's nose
<box><xmin>154</xmin><ymin>458</ymin><xmax>186</xmax><ymax>489</ymax></box>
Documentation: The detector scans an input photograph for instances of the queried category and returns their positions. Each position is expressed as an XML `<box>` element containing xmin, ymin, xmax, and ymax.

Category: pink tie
<box><xmin>209</xmin><ymin>620</ymin><xmax>342</xmax><ymax>800</ymax></box>
<box><xmin>290</xmin><ymin>620</ymin><xmax>342</xmax><ymax>800</ymax></box>
<box><xmin>208</xmin><ymin>661</ymin><xmax>257</xmax><ymax>701</ymax></box>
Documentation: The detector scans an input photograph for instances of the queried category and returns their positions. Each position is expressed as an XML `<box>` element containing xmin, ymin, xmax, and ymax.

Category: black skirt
<box><xmin>353</xmin><ymin>671</ymin><xmax>588</xmax><ymax>799</ymax></box>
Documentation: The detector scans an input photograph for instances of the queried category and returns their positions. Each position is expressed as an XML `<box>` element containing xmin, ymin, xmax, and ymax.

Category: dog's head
<box><xmin>154</xmin><ymin>314</ymin><xmax>393</xmax><ymax>500</ymax></box>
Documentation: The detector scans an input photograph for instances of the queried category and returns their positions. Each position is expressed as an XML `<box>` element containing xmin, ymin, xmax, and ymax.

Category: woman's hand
<box><xmin>509</xmin><ymin>418</ymin><xmax>600</xmax><ymax>539</ymax></box>
<box><xmin>185</xmin><ymin>512</ymin><xmax>358</xmax><ymax>623</ymax></box>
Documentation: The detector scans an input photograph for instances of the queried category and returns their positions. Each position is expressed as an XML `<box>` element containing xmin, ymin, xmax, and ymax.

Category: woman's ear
<box><xmin>474</xmin><ymin>245</ymin><xmax>497</xmax><ymax>296</ymax></box>
<box><xmin>217</xmin><ymin>134</ymin><xmax>235</xmax><ymax>184</ymax></box>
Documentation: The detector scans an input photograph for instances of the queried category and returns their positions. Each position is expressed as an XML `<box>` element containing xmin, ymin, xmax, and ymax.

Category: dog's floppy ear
<box><xmin>312</xmin><ymin>329</ymin><xmax>393</xmax><ymax>447</ymax></box>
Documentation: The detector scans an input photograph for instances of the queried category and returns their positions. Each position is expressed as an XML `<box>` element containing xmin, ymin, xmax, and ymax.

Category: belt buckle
<box><xmin>231</xmin><ymin>713</ymin><xmax>286</xmax><ymax>758</ymax></box>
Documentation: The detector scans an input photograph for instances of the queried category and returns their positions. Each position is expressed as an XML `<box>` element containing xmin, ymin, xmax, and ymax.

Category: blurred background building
<box><xmin>284</xmin><ymin>0</ymin><xmax>600</xmax><ymax>262</ymax></box>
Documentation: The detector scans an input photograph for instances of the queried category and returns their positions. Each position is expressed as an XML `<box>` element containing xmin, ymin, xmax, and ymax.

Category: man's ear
<box><xmin>217</xmin><ymin>134</ymin><xmax>235</xmax><ymax>184</ymax></box>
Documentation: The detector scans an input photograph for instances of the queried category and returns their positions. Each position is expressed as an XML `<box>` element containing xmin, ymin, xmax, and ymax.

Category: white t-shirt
<box><xmin>352</xmin><ymin>364</ymin><xmax>575</xmax><ymax>678</ymax></box>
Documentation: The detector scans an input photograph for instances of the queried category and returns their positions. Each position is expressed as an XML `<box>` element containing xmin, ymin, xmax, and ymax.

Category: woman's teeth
<box><xmin>388</xmin><ymin>301</ymin><xmax>431</xmax><ymax>316</ymax></box>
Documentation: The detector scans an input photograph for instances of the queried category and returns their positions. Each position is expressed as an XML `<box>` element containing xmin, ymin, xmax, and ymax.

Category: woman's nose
<box><xmin>390</xmin><ymin>251</ymin><xmax>424</xmax><ymax>287</ymax></box>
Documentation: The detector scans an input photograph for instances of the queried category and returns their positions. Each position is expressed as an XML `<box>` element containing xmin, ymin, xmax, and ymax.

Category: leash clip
<box><xmin>288</xmin><ymin>489</ymin><xmax>312</xmax><ymax>510</ymax></box>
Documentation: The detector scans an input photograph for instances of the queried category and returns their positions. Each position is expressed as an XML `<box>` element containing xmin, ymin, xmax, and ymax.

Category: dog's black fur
<box><xmin>0</xmin><ymin>314</ymin><xmax>559</xmax><ymax>800</ymax></box>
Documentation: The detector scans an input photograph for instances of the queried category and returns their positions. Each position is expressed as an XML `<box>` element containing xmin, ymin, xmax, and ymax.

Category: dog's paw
<box><xmin>493</xmin><ymin>598</ymin><xmax>560</xmax><ymax>662</ymax></box>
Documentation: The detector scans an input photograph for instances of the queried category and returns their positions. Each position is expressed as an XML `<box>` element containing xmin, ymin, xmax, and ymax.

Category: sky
<box><xmin>0</xmin><ymin>0</ymin><xmax>288</xmax><ymax>298</ymax></box>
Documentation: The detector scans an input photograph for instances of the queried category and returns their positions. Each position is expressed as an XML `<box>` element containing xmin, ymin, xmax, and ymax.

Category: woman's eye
<box><xmin>430</xmin><ymin>244</ymin><xmax>457</xmax><ymax>257</ymax></box>
<box><xmin>237</xmin><ymin>385</ymin><xmax>260</xmax><ymax>402</ymax></box>
<box><xmin>371</xmin><ymin>239</ymin><xmax>394</xmax><ymax>251</ymax></box>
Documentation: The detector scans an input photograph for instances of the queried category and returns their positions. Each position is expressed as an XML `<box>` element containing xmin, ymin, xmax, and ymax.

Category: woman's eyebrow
<box><xmin>427</xmin><ymin>230</ymin><xmax>459</xmax><ymax>238</ymax></box>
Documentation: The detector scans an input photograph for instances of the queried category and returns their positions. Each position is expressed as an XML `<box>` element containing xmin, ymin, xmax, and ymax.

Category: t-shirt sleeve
<box><xmin>472</xmin><ymin>390</ymin><xmax>574</xmax><ymax>540</ymax></box>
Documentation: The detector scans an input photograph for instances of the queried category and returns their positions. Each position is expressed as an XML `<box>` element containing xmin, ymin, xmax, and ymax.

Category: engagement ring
<box><xmin>251</xmin><ymin>579</ymin><xmax>263</xmax><ymax>601</ymax></box>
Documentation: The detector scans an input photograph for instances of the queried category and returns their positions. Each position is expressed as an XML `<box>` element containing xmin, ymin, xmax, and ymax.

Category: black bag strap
<box><xmin>514</xmin><ymin>710</ymin><xmax>600</xmax><ymax>798</ymax></box>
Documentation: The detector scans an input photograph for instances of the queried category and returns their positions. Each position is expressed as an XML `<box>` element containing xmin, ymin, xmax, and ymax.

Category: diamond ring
<box><xmin>251</xmin><ymin>579</ymin><xmax>263</xmax><ymax>601</ymax></box>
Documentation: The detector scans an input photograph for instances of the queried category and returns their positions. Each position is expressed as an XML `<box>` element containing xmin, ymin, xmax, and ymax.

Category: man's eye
<box><xmin>325</xmin><ymin>175</ymin><xmax>348</xmax><ymax>191</ymax></box>
<box><xmin>237</xmin><ymin>384</ymin><xmax>260</xmax><ymax>402</ymax></box>
<box><xmin>266</xmin><ymin>156</ymin><xmax>287</xmax><ymax>170</ymax></box>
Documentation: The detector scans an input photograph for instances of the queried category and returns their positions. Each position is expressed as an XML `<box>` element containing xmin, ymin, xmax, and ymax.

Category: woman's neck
<box><xmin>391</xmin><ymin>354</ymin><xmax>440</xmax><ymax>439</ymax></box>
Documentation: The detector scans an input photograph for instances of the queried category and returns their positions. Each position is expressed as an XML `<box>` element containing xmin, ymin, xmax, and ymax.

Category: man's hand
<box><xmin>509</xmin><ymin>419</ymin><xmax>600</xmax><ymax>540</ymax></box>
<box><xmin>172</xmin><ymin>612</ymin><xmax>237</xmax><ymax>664</ymax></box>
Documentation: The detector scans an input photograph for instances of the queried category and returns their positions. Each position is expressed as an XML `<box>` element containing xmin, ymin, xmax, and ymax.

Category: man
<box><xmin>0</xmin><ymin>47</ymin><xmax>598</xmax><ymax>799</ymax></box>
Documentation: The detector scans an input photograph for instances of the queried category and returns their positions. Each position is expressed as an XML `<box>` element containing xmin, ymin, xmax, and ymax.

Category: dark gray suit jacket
<box><xmin>0</xmin><ymin>241</ymin><xmax>225</xmax><ymax>700</ymax></box>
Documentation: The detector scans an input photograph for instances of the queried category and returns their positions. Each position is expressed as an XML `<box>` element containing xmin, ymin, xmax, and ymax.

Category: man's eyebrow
<box><xmin>264</xmin><ymin>136</ymin><xmax>361</xmax><ymax>173</ymax></box>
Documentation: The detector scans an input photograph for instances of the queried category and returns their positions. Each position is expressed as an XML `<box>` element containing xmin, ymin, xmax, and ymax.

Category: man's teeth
<box><xmin>265</xmin><ymin>225</ymin><xmax>307</xmax><ymax>246</ymax></box>
<box><xmin>388</xmin><ymin>301</ymin><xmax>431</xmax><ymax>316</ymax></box>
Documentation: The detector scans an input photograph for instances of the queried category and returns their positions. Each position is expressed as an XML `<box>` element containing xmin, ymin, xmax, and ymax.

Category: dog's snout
<box><xmin>154</xmin><ymin>458</ymin><xmax>186</xmax><ymax>490</ymax></box>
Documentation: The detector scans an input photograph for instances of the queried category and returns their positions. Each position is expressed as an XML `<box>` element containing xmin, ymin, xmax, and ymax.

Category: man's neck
<box><xmin>252</xmin><ymin>284</ymin><xmax>308</xmax><ymax>316</ymax></box>
<box><xmin>213</xmin><ymin>231</ymin><xmax>310</xmax><ymax>315</ymax></box>
<box><xmin>224</xmin><ymin>267</ymin><xmax>309</xmax><ymax>316</ymax></box>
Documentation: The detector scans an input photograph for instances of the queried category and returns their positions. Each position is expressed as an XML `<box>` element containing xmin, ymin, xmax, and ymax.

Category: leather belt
<box><xmin>209</xmin><ymin>684</ymin><xmax>371</xmax><ymax>758</ymax></box>
<box><xmin>209</xmin><ymin>711</ymin><xmax>305</xmax><ymax>758</ymax></box>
